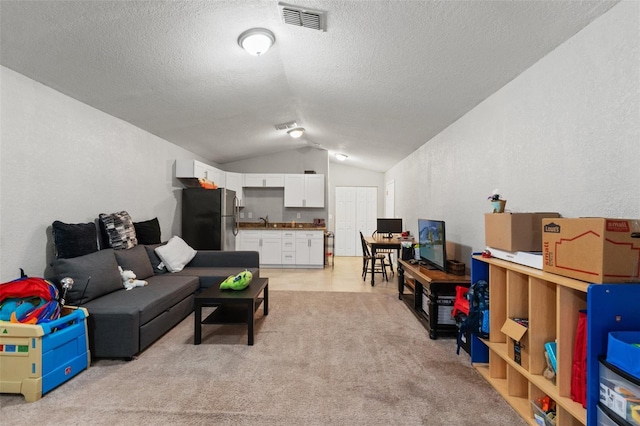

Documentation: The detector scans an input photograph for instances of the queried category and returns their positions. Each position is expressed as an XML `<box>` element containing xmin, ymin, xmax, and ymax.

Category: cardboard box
<box><xmin>485</xmin><ymin>212</ymin><xmax>560</xmax><ymax>252</ymax></box>
<box><xmin>542</xmin><ymin>218</ymin><xmax>640</xmax><ymax>283</ymax></box>
<box><xmin>501</xmin><ymin>318</ymin><xmax>528</xmax><ymax>366</ymax></box>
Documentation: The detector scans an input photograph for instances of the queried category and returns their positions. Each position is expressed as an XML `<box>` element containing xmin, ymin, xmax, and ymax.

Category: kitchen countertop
<box><xmin>238</xmin><ymin>222</ymin><xmax>326</xmax><ymax>231</ymax></box>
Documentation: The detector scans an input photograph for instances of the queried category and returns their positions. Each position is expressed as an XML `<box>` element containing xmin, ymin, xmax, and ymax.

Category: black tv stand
<box><xmin>397</xmin><ymin>259</ymin><xmax>470</xmax><ymax>340</ymax></box>
<box><xmin>419</xmin><ymin>261</ymin><xmax>437</xmax><ymax>270</ymax></box>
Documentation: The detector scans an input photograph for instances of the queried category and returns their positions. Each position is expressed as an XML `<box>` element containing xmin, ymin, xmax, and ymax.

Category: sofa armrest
<box><xmin>188</xmin><ymin>250</ymin><xmax>259</xmax><ymax>268</ymax></box>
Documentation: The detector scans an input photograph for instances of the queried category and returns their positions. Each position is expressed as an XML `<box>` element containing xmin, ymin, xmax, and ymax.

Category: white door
<box><xmin>335</xmin><ymin>187</ymin><xmax>356</xmax><ymax>256</ymax></box>
<box><xmin>385</xmin><ymin>180</ymin><xmax>395</xmax><ymax>218</ymax></box>
<box><xmin>335</xmin><ymin>186</ymin><xmax>377</xmax><ymax>257</ymax></box>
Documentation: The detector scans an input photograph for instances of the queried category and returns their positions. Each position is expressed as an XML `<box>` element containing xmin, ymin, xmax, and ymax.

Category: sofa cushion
<box><xmin>114</xmin><ymin>245</ymin><xmax>154</xmax><ymax>280</ymax></box>
<box><xmin>154</xmin><ymin>236</ymin><xmax>196</xmax><ymax>272</ymax></box>
<box><xmin>82</xmin><ymin>274</ymin><xmax>199</xmax><ymax>325</ymax></box>
<box><xmin>173</xmin><ymin>267</ymin><xmax>260</xmax><ymax>289</ymax></box>
<box><xmin>133</xmin><ymin>217</ymin><xmax>161</xmax><ymax>245</ymax></box>
<box><xmin>144</xmin><ymin>243</ymin><xmax>168</xmax><ymax>275</ymax></box>
<box><xmin>52</xmin><ymin>220</ymin><xmax>99</xmax><ymax>259</ymax></box>
<box><xmin>99</xmin><ymin>211</ymin><xmax>137</xmax><ymax>250</ymax></box>
<box><xmin>51</xmin><ymin>248</ymin><xmax>122</xmax><ymax>305</ymax></box>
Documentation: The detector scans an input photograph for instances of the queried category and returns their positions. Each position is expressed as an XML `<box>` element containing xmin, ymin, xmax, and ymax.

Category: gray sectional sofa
<box><xmin>49</xmin><ymin>244</ymin><xmax>259</xmax><ymax>359</ymax></box>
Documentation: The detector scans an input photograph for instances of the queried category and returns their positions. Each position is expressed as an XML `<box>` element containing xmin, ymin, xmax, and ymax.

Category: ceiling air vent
<box><xmin>278</xmin><ymin>2</ymin><xmax>327</xmax><ymax>32</ymax></box>
<box><xmin>274</xmin><ymin>121</ymin><xmax>298</xmax><ymax>131</ymax></box>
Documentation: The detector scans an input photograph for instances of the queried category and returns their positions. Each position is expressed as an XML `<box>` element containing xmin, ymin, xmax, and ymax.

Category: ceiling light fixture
<box><xmin>335</xmin><ymin>153</ymin><xmax>348</xmax><ymax>161</ymax></box>
<box><xmin>287</xmin><ymin>128</ymin><xmax>305</xmax><ymax>138</ymax></box>
<box><xmin>238</xmin><ymin>28</ymin><xmax>275</xmax><ymax>56</ymax></box>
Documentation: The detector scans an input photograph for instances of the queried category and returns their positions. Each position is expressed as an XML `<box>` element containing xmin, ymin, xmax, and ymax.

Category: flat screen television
<box><xmin>377</xmin><ymin>218</ymin><xmax>403</xmax><ymax>238</ymax></box>
<box><xmin>418</xmin><ymin>219</ymin><xmax>447</xmax><ymax>272</ymax></box>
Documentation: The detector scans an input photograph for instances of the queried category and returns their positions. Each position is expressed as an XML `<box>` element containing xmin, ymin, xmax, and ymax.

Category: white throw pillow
<box><xmin>154</xmin><ymin>236</ymin><xmax>196</xmax><ymax>272</ymax></box>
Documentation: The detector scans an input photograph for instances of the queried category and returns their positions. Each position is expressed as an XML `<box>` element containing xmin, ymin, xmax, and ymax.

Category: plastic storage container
<box><xmin>0</xmin><ymin>307</ymin><xmax>90</xmax><ymax>402</ymax></box>
<box><xmin>599</xmin><ymin>357</ymin><xmax>640</xmax><ymax>425</ymax></box>
<box><xmin>608</xmin><ymin>331</ymin><xmax>640</xmax><ymax>380</ymax></box>
<box><xmin>530</xmin><ymin>399</ymin><xmax>556</xmax><ymax>426</ymax></box>
<box><xmin>598</xmin><ymin>404</ymin><xmax>626</xmax><ymax>426</ymax></box>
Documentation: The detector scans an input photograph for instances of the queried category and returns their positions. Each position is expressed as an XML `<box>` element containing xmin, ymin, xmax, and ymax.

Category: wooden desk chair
<box><xmin>360</xmin><ymin>232</ymin><xmax>388</xmax><ymax>283</ymax></box>
<box><xmin>372</xmin><ymin>232</ymin><xmax>395</xmax><ymax>276</ymax></box>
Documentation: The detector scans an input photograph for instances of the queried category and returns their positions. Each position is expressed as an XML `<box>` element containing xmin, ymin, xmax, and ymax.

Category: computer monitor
<box><xmin>376</xmin><ymin>218</ymin><xmax>403</xmax><ymax>238</ymax></box>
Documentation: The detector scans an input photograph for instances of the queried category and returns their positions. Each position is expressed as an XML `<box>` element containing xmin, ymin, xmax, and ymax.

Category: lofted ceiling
<box><xmin>0</xmin><ymin>0</ymin><xmax>618</xmax><ymax>172</ymax></box>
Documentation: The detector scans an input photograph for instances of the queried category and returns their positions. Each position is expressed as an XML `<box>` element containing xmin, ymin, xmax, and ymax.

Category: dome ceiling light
<box><xmin>238</xmin><ymin>28</ymin><xmax>275</xmax><ymax>56</ymax></box>
<box><xmin>335</xmin><ymin>153</ymin><xmax>348</xmax><ymax>161</ymax></box>
<box><xmin>287</xmin><ymin>128</ymin><xmax>305</xmax><ymax>138</ymax></box>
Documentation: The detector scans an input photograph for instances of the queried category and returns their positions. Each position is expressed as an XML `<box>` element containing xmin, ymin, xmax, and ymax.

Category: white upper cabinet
<box><xmin>225</xmin><ymin>172</ymin><xmax>244</xmax><ymax>206</ymax></box>
<box><xmin>284</xmin><ymin>174</ymin><xmax>325</xmax><ymax>208</ymax></box>
<box><xmin>176</xmin><ymin>159</ymin><xmax>225</xmax><ymax>186</ymax></box>
<box><xmin>176</xmin><ymin>159</ymin><xmax>207</xmax><ymax>179</ymax></box>
<box><xmin>243</xmin><ymin>173</ymin><xmax>285</xmax><ymax>187</ymax></box>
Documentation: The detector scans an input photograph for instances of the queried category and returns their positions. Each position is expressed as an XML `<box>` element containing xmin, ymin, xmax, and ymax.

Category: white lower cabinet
<box><xmin>260</xmin><ymin>232</ymin><xmax>282</xmax><ymax>265</ymax></box>
<box><xmin>295</xmin><ymin>231</ymin><xmax>324</xmax><ymax>267</ymax></box>
<box><xmin>238</xmin><ymin>229</ymin><xmax>323</xmax><ymax>268</ymax></box>
<box><xmin>238</xmin><ymin>230</ymin><xmax>281</xmax><ymax>266</ymax></box>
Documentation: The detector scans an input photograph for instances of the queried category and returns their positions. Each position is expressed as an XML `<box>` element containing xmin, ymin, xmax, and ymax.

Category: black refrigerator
<box><xmin>181</xmin><ymin>188</ymin><xmax>239</xmax><ymax>250</ymax></box>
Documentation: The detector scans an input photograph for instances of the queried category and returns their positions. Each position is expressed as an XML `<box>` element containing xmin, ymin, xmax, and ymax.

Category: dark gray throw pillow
<box><xmin>114</xmin><ymin>244</ymin><xmax>154</xmax><ymax>280</ymax></box>
<box><xmin>145</xmin><ymin>243</ymin><xmax>168</xmax><ymax>275</ymax></box>
<box><xmin>52</xmin><ymin>220</ymin><xmax>99</xmax><ymax>259</ymax></box>
<box><xmin>51</xmin><ymin>249</ymin><xmax>122</xmax><ymax>305</ymax></box>
<box><xmin>133</xmin><ymin>217</ymin><xmax>161</xmax><ymax>245</ymax></box>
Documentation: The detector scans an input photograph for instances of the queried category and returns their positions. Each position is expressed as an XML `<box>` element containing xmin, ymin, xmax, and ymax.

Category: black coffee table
<box><xmin>194</xmin><ymin>277</ymin><xmax>268</xmax><ymax>346</ymax></box>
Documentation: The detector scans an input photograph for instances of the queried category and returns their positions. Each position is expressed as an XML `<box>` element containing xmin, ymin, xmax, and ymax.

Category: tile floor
<box><xmin>265</xmin><ymin>256</ymin><xmax>398</xmax><ymax>294</ymax></box>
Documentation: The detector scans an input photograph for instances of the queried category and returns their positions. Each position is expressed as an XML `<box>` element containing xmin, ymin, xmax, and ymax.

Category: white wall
<box><xmin>386</xmin><ymin>1</ymin><xmax>640</xmax><ymax>264</ymax></box>
<box><xmin>0</xmin><ymin>67</ymin><xmax>211</xmax><ymax>281</ymax></box>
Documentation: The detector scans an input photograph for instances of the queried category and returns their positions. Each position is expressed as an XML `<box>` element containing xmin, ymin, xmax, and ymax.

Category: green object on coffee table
<box><xmin>220</xmin><ymin>270</ymin><xmax>253</xmax><ymax>290</ymax></box>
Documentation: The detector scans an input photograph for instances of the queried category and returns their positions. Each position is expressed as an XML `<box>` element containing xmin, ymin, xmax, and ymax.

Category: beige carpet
<box><xmin>0</xmin><ymin>291</ymin><xmax>525</xmax><ymax>425</ymax></box>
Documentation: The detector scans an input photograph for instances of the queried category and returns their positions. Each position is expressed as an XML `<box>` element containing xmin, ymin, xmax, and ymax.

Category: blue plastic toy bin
<box><xmin>0</xmin><ymin>306</ymin><xmax>90</xmax><ymax>402</ymax></box>
<box><xmin>607</xmin><ymin>331</ymin><xmax>640</xmax><ymax>380</ymax></box>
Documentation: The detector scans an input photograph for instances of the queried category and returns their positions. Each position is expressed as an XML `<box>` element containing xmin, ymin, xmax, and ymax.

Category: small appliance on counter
<box><xmin>313</xmin><ymin>218</ymin><xmax>326</xmax><ymax>227</ymax></box>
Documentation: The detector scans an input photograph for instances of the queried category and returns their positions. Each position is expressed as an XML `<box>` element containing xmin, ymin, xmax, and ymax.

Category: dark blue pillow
<box><xmin>133</xmin><ymin>218</ymin><xmax>161</xmax><ymax>245</ymax></box>
<box><xmin>52</xmin><ymin>220</ymin><xmax>99</xmax><ymax>259</ymax></box>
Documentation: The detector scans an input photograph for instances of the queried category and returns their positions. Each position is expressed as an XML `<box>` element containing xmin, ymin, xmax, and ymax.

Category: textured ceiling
<box><xmin>0</xmin><ymin>0</ymin><xmax>618</xmax><ymax>172</ymax></box>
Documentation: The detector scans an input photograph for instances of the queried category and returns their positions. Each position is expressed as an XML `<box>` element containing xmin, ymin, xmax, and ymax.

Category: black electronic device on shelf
<box><xmin>417</xmin><ymin>218</ymin><xmax>447</xmax><ymax>272</ymax></box>
<box><xmin>376</xmin><ymin>218</ymin><xmax>403</xmax><ymax>239</ymax></box>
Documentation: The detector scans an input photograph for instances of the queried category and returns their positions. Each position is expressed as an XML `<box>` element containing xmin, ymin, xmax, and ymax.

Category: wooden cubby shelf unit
<box><xmin>470</xmin><ymin>255</ymin><xmax>640</xmax><ymax>426</ymax></box>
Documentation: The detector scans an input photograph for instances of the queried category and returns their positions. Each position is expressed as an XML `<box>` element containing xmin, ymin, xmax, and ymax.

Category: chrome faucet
<box><xmin>259</xmin><ymin>215</ymin><xmax>269</xmax><ymax>227</ymax></box>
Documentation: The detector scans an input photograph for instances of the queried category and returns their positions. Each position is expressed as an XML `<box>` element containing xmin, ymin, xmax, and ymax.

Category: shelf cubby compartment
<box><xmin>471</xmin><ymin>255</ymin><xmax>640</xmax><ymax>426</ymax></box>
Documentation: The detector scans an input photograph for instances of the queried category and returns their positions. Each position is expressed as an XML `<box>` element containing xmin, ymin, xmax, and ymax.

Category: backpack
<box><xmin>455</xmin><ymin>279</ymin><xmax>489</xmax><ymax>355</ymax></box>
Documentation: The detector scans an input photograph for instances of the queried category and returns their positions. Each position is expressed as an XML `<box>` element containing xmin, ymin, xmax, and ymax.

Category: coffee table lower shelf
<box><xmin>201</xmin><ymin>298</ymin><xmax>264</xmax><ymax>324</ymax></box>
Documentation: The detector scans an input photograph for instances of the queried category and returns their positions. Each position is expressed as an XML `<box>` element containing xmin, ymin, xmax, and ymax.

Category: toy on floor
<box><xmin>220</xmin><ymin>270</ymin><xmax>253</xmax><ymax>290</ymax></box>
<box><xmin>118</xmin><ymin>266</ymin><xmax>148</xmax><ymax>290</ymax></box>
<box><xmin>0</xmin><ymin>270</ymin><xmax>62</xmax><ymax>324</ymax></box>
